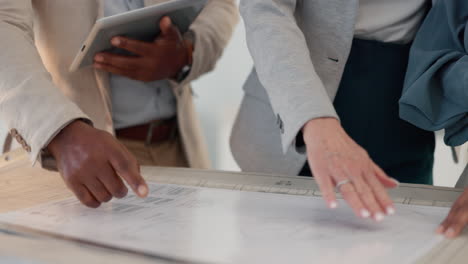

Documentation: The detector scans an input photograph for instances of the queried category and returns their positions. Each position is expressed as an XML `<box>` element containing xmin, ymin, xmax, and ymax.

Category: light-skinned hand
<box><xmin>303</xmin><ymin>117</ymin><xmax>399</xmax><ymax>222</ymax></box>
<box><xmin>437</xmin><ymin>187</ymin><xmax>468</xmax><ymax>238</ymax></box>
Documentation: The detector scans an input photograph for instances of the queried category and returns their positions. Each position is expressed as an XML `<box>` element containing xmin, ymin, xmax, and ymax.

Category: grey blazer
<box><xmin>231</xmin><ymin>0</ymin><xmax>359</xmax><ymax>175</ymax></box>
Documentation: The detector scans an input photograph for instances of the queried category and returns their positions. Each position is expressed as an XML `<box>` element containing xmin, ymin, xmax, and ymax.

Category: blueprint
<box><xmin>0</xmin><ymin>183</ymin><xmax>450</xmax><ymax>264</ymax></box>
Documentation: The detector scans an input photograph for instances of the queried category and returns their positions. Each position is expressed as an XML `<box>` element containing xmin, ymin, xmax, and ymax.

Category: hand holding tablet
<box><xmin>93</xmin><ymin>16</ymin><xmax>192</xmax><ymax>82</ymax></box>
<box><xmin>70</xmin><ymin>0</ymin><xmax>206</xmax><ymax>72</ymax></box>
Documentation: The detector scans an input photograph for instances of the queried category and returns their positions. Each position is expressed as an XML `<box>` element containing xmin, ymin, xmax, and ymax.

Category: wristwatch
<box><xmin>176</xmin><ymin>65</ymin><xmax>192</xmax><ymax>83</ymax></box>
<box><xmin>175</xmin><ymin>31</ymin><xmax>195</xmax><ymax>83</ymax></box>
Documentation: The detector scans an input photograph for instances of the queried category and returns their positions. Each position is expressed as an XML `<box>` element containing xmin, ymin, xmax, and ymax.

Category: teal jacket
<box><xmin>400</xmin><ymin>0</ymin><xmax>468</xmax><ymax>147</ymax></box>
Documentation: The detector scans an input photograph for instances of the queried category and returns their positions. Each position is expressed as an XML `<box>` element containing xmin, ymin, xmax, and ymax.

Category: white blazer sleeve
<box><xmin>0</xmin><ymin>0</ymin><xmax>89</xmax><ymax>164</ymax></box>
<box><xmin>180</xmin><ymin>0</ymin><xmax>239</xmax><ymax>86</ymax></box>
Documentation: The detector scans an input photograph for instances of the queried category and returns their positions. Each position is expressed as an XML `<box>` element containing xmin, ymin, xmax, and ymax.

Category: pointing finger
<box><xmin>109</xmin><ymin>151</ymin><xmax>148</xmax><ymax>198</ymax></box>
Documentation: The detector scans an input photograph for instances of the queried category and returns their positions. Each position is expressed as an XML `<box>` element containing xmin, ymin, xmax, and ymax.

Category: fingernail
<box><xmin>138</xmin><ymin>185</ymin><xmax>148</xmax><ymax>197</ymax></box>
<box><xmin>329</xmin><ymin>201</ymin><xmax>338</xmax><ymax>209</ymax></box>
<box><xmin>360</xmin><ymin>209</ymin><xmax>371</xmax><ymax>218</ymax></box>
<box><xmin>94</xmin><ymin>55</ymin><xmax>104</xmax><ymax>62</ymax></box>
<box><xmin>436</xmin><ymin>226</ymin><xmax>445</xmax><ymax>234</ymax></box>
<box><xmin>445</xmin><ymin>228</ymin><xmax>455</xmax><ymax>238</ymax></box>
<box><xmin>111</xmin><ymin>37</ymin><xmax>121</xmax><ymax>46</ymax></box>
<box><xmin>375</xmin><ymin>213</ymin><xmax>385</xmax><ymax>222</ymax></box>
<box><xmin>386</xmin><ymin>206</ymin><xmax>396</xmax><ymax>215</ymax></box>
<box><xmin>391</xmin><ymin>178</ymin><xmax>400</xmax><ymax>186</ymax></box>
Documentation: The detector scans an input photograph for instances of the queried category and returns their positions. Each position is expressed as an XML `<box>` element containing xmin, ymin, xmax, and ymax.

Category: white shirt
<box><xmin>355</xmin><ymin>0</ymin><xmax>430</xmax><ymax>44</ymax></box>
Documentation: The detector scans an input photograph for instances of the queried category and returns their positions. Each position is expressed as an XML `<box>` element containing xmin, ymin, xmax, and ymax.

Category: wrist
<box><xmin>302</xmin><ymin>117</ymin><xmax>341</xmax><ymax>143</ymax></box>
<box><xmin>183</xmin><ymin>37</ymin><xmax>194</xmax><ymax>66</ymax></box>
<box><xmin>47</xmin><ymin>120</ymin><xmax>88</xmax><ymax>157</ymax></box>
<box><xmin>303</xmin><ymin>117</ymin><xmax>340</xmax><ymax>132</ymax></box>
<box><xmin>173</xmin><ymin>38</ymin><xmax>193</xmax><ymax>81</ymax></box>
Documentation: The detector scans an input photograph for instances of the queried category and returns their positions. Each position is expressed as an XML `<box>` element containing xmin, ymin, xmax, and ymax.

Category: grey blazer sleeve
<box><xmin>240</xmin><ymin>0</ymin><xmax>339</xmax><ymax>153</ymax></box>
<box><xmin>400</xmin><ymin>0</ymin><xmax>468</xmax><ymax>147</ymax></box>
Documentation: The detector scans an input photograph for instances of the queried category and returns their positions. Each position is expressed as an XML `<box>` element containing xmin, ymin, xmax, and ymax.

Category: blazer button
<box><xmin>276</xmin><ymin>114</ymin><xmax>284</xmax><ymax>134</ymax></box>
<box><xmin>10</xmin><ymin>129</ymin><xmax>18</xmax><ymax>136</ymax></box>
<box><xmin>19</xmin><ymin>140</ymin><xmax>29</xmax><ymax>151</ymax></box>
<box><xmin>24</xmin><ymin>145</ymin><xmax>31</xmax><ymax>153</ymax></box>
<box><xmin>11</xmin><ymin>131</ymin><xmax>30</xmax><ymax>152</ymax></box>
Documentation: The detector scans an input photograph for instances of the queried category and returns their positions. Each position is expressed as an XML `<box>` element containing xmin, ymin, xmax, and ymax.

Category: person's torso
<box><xmin>31</xmin><ymin>0</ymin><xmax>173</xmax><ymax>131</ymax></box>
<box><xmin>245</xmin><ymin>0</ymin><xmax>430</xmax><ymax>102</ymax></box>
<box><xmin>29</xmin><ymin>0</ymin><xmax>212</xmax><ymax>169</ymax></box>
<box><xmin>355</xmin><ymin>0</ymin><xmax>430</xmax><ymax>44</ymax></box>
<box><xmin>237</xmin><ymin>0</ymin><xmax>431</xmax><ymax>175</ymax></box>
<box><xmin>104</xmin><ymin>0</ymin><xmax>177</xmax><ymax>129</ymax></box>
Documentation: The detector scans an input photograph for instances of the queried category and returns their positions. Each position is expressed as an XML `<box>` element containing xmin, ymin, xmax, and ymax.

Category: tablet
<box><xmin>69</xmin><ymin>0</ymin><xmax>207</xmax><ymax>72</ymax></box>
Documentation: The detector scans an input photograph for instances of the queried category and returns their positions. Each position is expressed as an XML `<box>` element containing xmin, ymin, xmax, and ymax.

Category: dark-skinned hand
<box><xmin>47</xmin><ymin>120</ymin><xmax>149</xmax><ymax>208</ymax></box>
<box><xmin>93</xmin><ymin>16</ymin><xmax>191</xmax><ymax>82</ymax></box>
<box><xmin>437</xmin><ymin>187</ymin><xmax>468</xmax><ymax>238</ymax></box>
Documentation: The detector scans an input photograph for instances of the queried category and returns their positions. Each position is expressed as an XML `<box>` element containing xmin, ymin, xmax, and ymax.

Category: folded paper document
<box><xmin>0</xmin><ymin>183</ymin><xmax>449</xmax><ymax>264</ymax></box>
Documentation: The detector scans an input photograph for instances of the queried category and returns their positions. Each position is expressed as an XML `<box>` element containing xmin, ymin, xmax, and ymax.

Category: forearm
<box><xmin>241</xmin><ymin>0</ymin><xmax>338</xmax><ymax>153</ymax></box>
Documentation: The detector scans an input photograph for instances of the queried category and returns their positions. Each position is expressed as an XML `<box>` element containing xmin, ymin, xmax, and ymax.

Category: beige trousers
<box><xmin>118</xmin><ymin>136</ymin><xmax>189</xmax><ymax>168</ymax></box>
